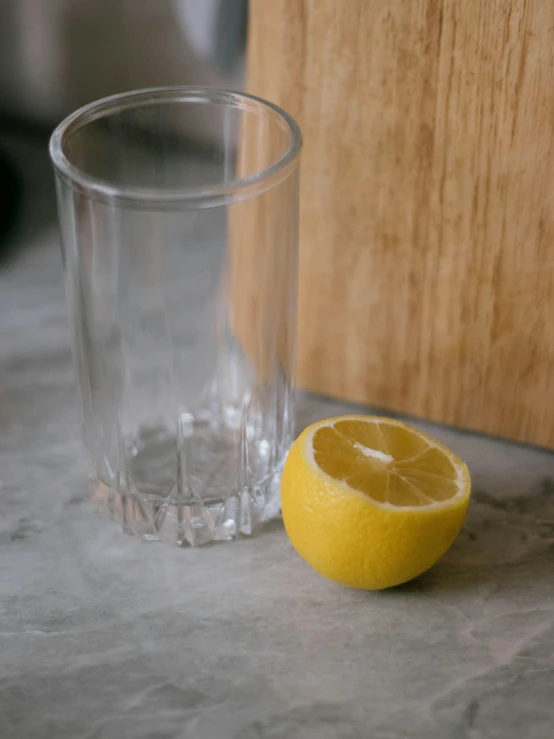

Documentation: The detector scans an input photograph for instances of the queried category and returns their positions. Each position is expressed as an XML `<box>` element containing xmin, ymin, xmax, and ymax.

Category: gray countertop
<box><xmin>1</xmin><ymin>137</ymin><xmax>554</xmax><ymax>739</ymax></box>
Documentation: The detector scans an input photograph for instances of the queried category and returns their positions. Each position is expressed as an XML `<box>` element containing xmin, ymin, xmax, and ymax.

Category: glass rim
<box><xmin>49</xmin><ymin>86</ymin><xmax>303</xmax><ymax>209</ymax></box>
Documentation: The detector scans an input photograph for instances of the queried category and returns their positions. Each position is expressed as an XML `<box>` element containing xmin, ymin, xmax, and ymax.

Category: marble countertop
<box><xmin>1</xmin><ymin>136</ymin><xmax>554</xmax><ymax>739</ymax></box>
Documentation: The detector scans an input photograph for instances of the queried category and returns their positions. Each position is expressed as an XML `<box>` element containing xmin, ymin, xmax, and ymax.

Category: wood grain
<box><xmin>247</xmin><ymin>0</ymin><xmax>554</xmax><ymax>448</ymax></box>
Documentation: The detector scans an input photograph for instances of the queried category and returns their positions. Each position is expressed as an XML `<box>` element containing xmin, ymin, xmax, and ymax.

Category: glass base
<box><xmin>86</xmin><ymin>405</ymin><xmax>290</xmax><ymax>546</ymax></box>
<box><xmin>90</xmin><ymin>472</ymin><xmax>282</xmax><ymax>546</ymax></box>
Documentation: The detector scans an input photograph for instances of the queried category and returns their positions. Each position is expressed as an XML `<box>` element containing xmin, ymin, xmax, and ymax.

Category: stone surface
<box><xmin>1</xmin><ymin>137</ymin><xmax>554</xmax><ymax>739</ymax></box>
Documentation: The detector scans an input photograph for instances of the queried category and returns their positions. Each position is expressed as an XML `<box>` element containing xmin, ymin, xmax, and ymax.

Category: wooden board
<box><xmin>246</xmin><ymin>0</ymin><xmax>554</xmax><ymax>448</ymax></box>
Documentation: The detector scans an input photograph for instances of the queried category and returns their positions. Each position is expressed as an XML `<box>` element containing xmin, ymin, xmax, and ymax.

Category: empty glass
<box><xmin>49</xmin><ymin>87</ymin><xmax>302</xmax><ymax>545</ymax></box>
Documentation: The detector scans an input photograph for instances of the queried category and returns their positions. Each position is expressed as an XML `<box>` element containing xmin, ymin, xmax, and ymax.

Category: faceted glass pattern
<box><xmin>50</xmin><ymin>88</ymin><xmax>301</xmax><ymax>545</ymax></box>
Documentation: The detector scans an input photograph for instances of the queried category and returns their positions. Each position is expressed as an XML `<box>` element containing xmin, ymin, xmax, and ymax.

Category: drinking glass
<box><xmin>49</xmin><ymin>87</ymin><xmax>302</xmax><ymax>545</ymax></box>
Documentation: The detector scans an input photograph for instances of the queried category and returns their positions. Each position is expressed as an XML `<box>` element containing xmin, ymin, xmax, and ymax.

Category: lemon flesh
<box><xmin>281</xmin><ymin>416</ymin><xmax>471</xmax><ymax>590</ymax></box>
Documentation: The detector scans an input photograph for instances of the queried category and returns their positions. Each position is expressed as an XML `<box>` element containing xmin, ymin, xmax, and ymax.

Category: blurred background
<box><xmin>0</xmin><ymin>0</ymin><xmax>248</xmax><ymax>254</ymax></box>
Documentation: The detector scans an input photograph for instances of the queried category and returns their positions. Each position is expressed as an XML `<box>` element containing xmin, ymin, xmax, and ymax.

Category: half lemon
<box><xmin>281</xmin><ymin>415</ymin><xmax>471</xmax><ymax>590</ymax></box>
